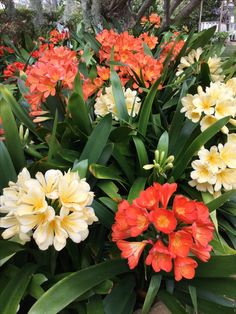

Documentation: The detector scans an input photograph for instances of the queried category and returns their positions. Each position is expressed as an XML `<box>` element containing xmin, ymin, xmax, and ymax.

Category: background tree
<box><xmin>0</xmin><ymin>0</ymin><xmax>16</xmax><ymax>19</ymax></box>
<box><xmin>80</xmin><ymin>0</ymin><xmax>204</xmax><ymax>31</ymax></box>
<box><xmin>29</xmin><ymin>0</ymin><xmax>45</xmax><ymax>31</ymax></box>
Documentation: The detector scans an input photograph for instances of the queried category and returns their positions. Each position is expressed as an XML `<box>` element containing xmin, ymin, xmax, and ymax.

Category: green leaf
<box><xmin>68</xmin><ymin>92</ymin><xmax>92</xmax><ymax>135</ymax></box>
<box><xmin>29</xmin><ymin>260</ymin><xmax>129</xmax><ymax>314</ymax></box>
<box><xmin>87</xmin><ymin>295</ymin><xmax>105</xmax><ymax>314</ymax></box>
<box><xmin>47</xmin><ymin>110</ymin><xmax>59</xmax><ymax>161</ymax></box>
<box><xmin>196</xmin><ymin>255</ymin><xmax>236</xmax><ymax>277</ymax></box>
<box><xmin>92</xmin><ymin>200</ymin><xmax>114</xmax><ymax>228</ymax></box>
<box><xmin>79</xmin><ymin>114</ymin><xmax>112</xmax><ymax>164</ymax></box>
<box><xmin>110</xmin><ymin>69</ymin><xmax>129</xmax><ymax>122</ymax></box>
<box><xmin>0</xmin><ymin>85</ymin><xmax>36</xmax><ymax>136</ymax></box>
<box><xmin>172</xmin><ymin>116</ymin><xmax>230</xmax><ymax>180</ymax></box>
<box><xmin>133</xmin><ymin>136</ymin><xmax>148</xmax><ymax>174</ymax></box>
<box><xmin>72</xmin><ymin>159</ymin><xmax>88</xmax><ymax>178</ymax></box>
<box><xmin>0</xmin><ymin>264</ymin><xmax>36</xmax><ymax>314</ymax></box>
<box><xmin>157</xmin><ymin>290</ymin><xmax>186</xmax><ymax>314</ymax></box>
<box><xmin>190</xmin><ymin>27</ymin><xmax>216</xmax><ymax>50</ymax></box>
<box><xmin>0</xmin><ymin>240</ymin><xmax>24</xmax><ymax>260</ymax></box>
<box><xmin>103</xmin><ymin>275</ymin><xmax>135</xmax><ymax>314</ymax></box>
<box><xmin>142</xmin><ymin>275</ymin><xmax>162</xmax><ymax>314</ymax></box>
<box><xmin>112</xmin><ymin>145</ymin><xmax>134</xmax><ymax>183</ymax></box>
<box><xmin>89</xmin><ymin>164</ymin><xmax>126</xmax><ymax>184</ymax></box>
<box><xmin>0</xmin><ymin>97</ymin><xmax>25</xmax><ymax>171</ymax></box>
<box><xmin>157</xmin><ymin>131</ymin><xmax>169</xmax><ymax>159</ymax></box>
<box><xmin>138</xmin><ymin>78</ymin><xmax>161</xmax><ymax>136</ymax></box>
<box><xmin>127</xmin><ymin>177</ymin><xmax>147</xmax><ymax>203</ymax></box>
<box><xmin>188</xmin><ymin>286</ymin><xmax>198</xmax><ymax>313</ymax></box>
<box><xmin>207</xmin><ymin>190</ymin><xmax>236</xmax><ymax>212</ymax></box>
<box><xmin>0</xmin><ymin>142</ymin><xmax>17</xmax><ymax>191</ymax></box>
<box><xmin>97</xmin><ymin>181</ymin><xmax>121</xmax><ymax>202</ymax></box>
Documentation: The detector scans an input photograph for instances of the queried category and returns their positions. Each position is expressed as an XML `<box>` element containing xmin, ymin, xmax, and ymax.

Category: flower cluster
<box><xmin>49</xmin><ymin>29</ymin><xmax>69</xmax><ymax>44</ymax></box>
<box><xmin>96</xmin><ymin>29</ymin><xmax>163</xmax><ymax>89</ymax></box>
<box><xmin>0</xmin><ymin>168</ymin><xmax>97</xmax><ymax>251</ymax></box>
<box><xmin>25</xmin><ymin>46</ymin><xmax>78</xmax><ymax>111</ymax></box>
<box><xmin>0</xmin><ymin>45</ymin><xmax>14</xmax><ymax>56</ymax></box>
<box><xmin>112</xmin><ymin>183</ymin><xmax>214</xmax><ymax>281</ymax></box>
<box><xmin>176</xmin><ymin>48</ymin><xmax>224</xmax><ymax>82</ymax></box>
<box><xmin>3</xmin><ymin>61</ymin><xmax>26</xmax><ymax>79</ymax></box>
<box><xmin>190</xmin><ymin>134</ymin><xmax>236</xmax><ymax>194</ymax></box>
<box><xmin>94</xmin><ymin>86</ymin><xmax>141</xmax><ymax>119</ymax></box>
<box><xmin>181</xmin><ymin>79</ymin><xmax>236</xmax><ymax>133</ymax></box>
<box><xmin>141</xmin><ymin>13</ymin><xmax>161</xmax><ymax>28</ymax></box>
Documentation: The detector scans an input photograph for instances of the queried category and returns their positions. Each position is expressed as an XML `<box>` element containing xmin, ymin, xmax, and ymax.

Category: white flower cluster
<box><xmin>181</xmin><ymin>78</ymin><xmax>236</xmax><ymax>133</ymax></box>
<box><xmin>176</xmin><ymin>47</ymin><xmax>224</xmax><ymax>82</ymax></box>
<box><xmin>0</xmin><ymin>168</ymin><xmax>97</xmax><ymax>251</ymax></box>
<box><xmin>189</xmin><ymin>134</ymin><xmax>236</xmax><ymax>195</ymax></box>
<box><xmin>94</xmin><ymin>86</ymin><xmax>141</xmax><ymax>120</ymax></box>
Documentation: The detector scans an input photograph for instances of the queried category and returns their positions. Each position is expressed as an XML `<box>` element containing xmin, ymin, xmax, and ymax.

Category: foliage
<box><xmin>0</xmin><ymin>19</ymin><xmax>236</xmax><ymax>313</ymax></box>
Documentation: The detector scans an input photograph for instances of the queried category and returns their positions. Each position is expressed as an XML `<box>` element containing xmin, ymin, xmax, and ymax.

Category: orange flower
<box><xmin>149</xmin><ymin>208</ymin><xmax>177</xmax><ymax>234</ymax></box>
<box><xmin>195</xmin><ymin>202</ymin><xmax>210</xmax><ymax>224</ymax></box>
<box><xmin>125</xmin><ymin>205</ymin><xmax>150</xmax><ymax>237</ymax></box>
<box><xmin>174</xmin><ymin>257</ymin><xmax>198</xmax><ymax>281</ymax></box>
<box><xmin>155</xmin><ymin>183</ymin><xmax>177</xmax><ymax>209</ymax></box>
<box><xmin>140</xmin><ymin>33</ymin><xmax>158</xmax><ymax>49</ymax></box>
<box><xmin>173</xmin><ymin>195</ymin><xmax>197</xmax><ymax>223</ymax></box>
<box><xmin>117</xmin><ymin>240</ymin><xmax>148</xmax><ymax>269</ymax></box>
<box><xmin>3</xmin><ymin>62</ymin><xmax>26</xmax><ymax>79</ymax></box>
<box><xmin>169</xmin><ymin>230</ymin><xmax>193</xmax><ymax>257</ymax></box>
<box><xmin>191</xmin><ymin>222</ymin><xmax>214</xmax><ymax>247</ymax></box>
<box><xmin>134</xmin><ymin>186</ymin><xmax>159</xmax><ymax>210</ymax></box>
<box><xmin>149</xmin><ymin>13</ymin><xmax>161</xmax><ymax>27</ymax></box>
<box><xmin>145</xmin><ymin>240</ymin><xmax>172</xmax><ymax>272</ymax></box>
<box><xmin>191</xmin><ymin>243</ymin><xmax>212</xmax><ymax>262</ymax></box>
<box><xmin>97</xmin><ymin>66</ymin><xmax>110</xmax><ymax>81</ymax></box>
<box><xmin>141</xmin><ymin>16</ymin><xmax>148</xmax><ymax>24</ymax></box>
<box><xmin>111</xmin><ymin>200</ymin><xmax>131</xmax><ymax>241</ymax></box>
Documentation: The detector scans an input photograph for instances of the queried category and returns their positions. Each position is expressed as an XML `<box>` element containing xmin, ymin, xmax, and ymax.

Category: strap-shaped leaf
<box><xmin>0</xmin><ymin>142</ymin><xmax>17</xmax><ymax>191</ymax></box>
<box><xmin>29</xmin><ymin>260</ymin><xmax>129</xmax><ymax>314</ymax></box>
<box><xmin>142</xmin><ymin>275</ymin><xmax>162</xmax><ymax>314</ymax></box>
<box><xmin>0</xmin><ymin>264</ymin><xmax>36</xmax><ymax>314</ymax></box>
<box><xmin>79</xmin><ymin>114</ymin><xmax>112</xmax><ymax>164</ymax></box>
<box><xmin>172</xmin><ymin>116</ymin><xmax>230</xmax><ymax>180</ymax></box>
<box><xmin>0</xmin><ymin>97</ymin><xmax>25</xmax><ymax>171</ymax></box>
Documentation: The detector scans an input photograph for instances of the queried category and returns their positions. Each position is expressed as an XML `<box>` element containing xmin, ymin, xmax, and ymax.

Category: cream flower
<box><xmin>198</xmin><ymin>146</ymin><xmax>225</xmax><ymax>173</ymax></box>
<box><xmin>176</xmin><ymin>48</ymin><xmax>203</xmax><ymax>76</ymax></box>
<box><xmin>218</xmin><ymin>142</ymin><xmax>236</xmax><ymax>168</ymax></box>
<box><xmin>0</xmin><ymin>168</ymin><xmax>97</xmax><ymax>251</ymax></box>
<box><xmin>94</xmin><ymin>86</ymin><xmax>141</xmax><ymax>120</ymax></box>
<box><xmin>36</xmin><ymin>169</ymin><xmax>62</xmax><ymax>199</ymax></box>
<box><xmin>208</xmin><ymin>56</ymin><xmax>224</xmax><ymax>82</ymax></box>
<box><xmin>214</xmin><ymin>168</ymin><xmax>236</xmax><ymax>192</ymax></box>
<box><xmin>58</xmin><ymin>171</ymin><xmax>94</xmax><ymax>211</ymax></box>
<box><xmin>192</xmin><ymin>87</ymin><xmax>214</xmax><ymax>115</ymax></box>
<box><xmin>189</xmin><ymin>137</ymin><xmax>236</xmax><ymax>194</ymax></box>
<box><xmin>190</xmin><ymin>160</ymin><xmax>216</xmax><ymax>184</ymax></box>
<box><xmin>180</xmin><ymin>94</ymin><xmax>201</xmax><ymax>123</ymax></box>
<box><xmin>226</xmin><ymin>77</ymin><xmax>236</xmax><ymax>95</ymax></box>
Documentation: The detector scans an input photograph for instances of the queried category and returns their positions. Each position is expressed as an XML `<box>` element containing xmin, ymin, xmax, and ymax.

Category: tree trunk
<box><xmin>0</xmin><ymin>0</ymin><xmax>16</xmax><ymax>19</ymax></box>
<box><xmin>63</xmin><ymin>0</ymin><xmax>77</xmax><ymax>24</ymax></box>
<box><xmin>29</xmin><ymin>0</ymin><xmax>45</xmax><ymax>31</ymax></box>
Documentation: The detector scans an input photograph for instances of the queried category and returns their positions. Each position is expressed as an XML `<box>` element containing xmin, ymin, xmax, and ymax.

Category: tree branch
<box><xmin>137</xmin><ymin>0</ymin><xmax>153</xmax><ymax>21</ymax></box>
<box><xmin>172</xmin><ymin>0</ymin><xmax>202</xmax><ymax>24</ymax></box>
<box><xmin>170</xmin><ymin>0</ymin><xmax>183</xmax><ymax>15</ymax></box>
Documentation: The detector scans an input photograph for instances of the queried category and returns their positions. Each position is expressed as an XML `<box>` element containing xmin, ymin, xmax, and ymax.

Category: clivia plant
<box><xmin>0</xmin><ymin>16</ymin><xmax>235</xmax><ymax>314</ymax></box>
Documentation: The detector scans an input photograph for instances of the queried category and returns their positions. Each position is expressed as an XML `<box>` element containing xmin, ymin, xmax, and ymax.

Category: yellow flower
<box><xmin>94</xmin><ymin>86</ymin><xmax>141</xmax><ymax>120</ymax></box>
<box><xmin>218</xmin><ymin>142</ymin><xmax>236</xmax><ymax>168</ymax></box>
<box><xmin>0</xmin><ymin>168</ymin><xmax>97</xmax><ymax>251</ymax></box>
<box><xmin>176</xmin><ymin>48</ymin><xmax>203</xmax><ymax>76</ymax></box>
<box><xmin>58</xmin><ymin>171</ymin><xmax>94</xmax><ymax>211</ymax></box>
<box><xmin>36</xmin><ymin>169</ymin><xmax>62</xmax><ymax>199</ymax></box>
<box><xmin>214</xmin><ymin>168</ymin><xmax>236</xmax><ymax>192</ymax></box>
<box><xmin>190</xmin><ymin>160</ymin><xmax>216</xmax><ymax>184</ymax></box>
<box><xmin>198</xmin><ymin>146</ymin><xmax>225</xmax><ymax>173</ymax></box>
<box><xmin>226</xmin><ymin>77</ymin><xmax>236</xmax><ymax>95</ymax></box>
<box><xmin>180</xmin><ymin>94</ymin><xmax>201</xmax><ymax>123</ymax></box>
<box><xmin>189</xmin><ymin>179</ymin><xmax>214</xmax><ymax>194</ymax></box>
<box><xmin>192</xmin><ymin>87</ymin><xmax>214</xmax><ymax>115</ymax></box>
<box><xmin>200</xmin><ymin>115</ymin><xmax>229</xmax><ymax>134</ymax></box>
<box><xmin>207</xmin><ymin>56</ymin><xmax>224</xmax><ymax>82</ymax></box>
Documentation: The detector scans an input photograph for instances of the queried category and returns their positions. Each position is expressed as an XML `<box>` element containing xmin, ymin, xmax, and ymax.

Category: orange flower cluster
<box><xmin>25</xmin><ymin>46</ymin><xmax>78</xmax><ymax>111</ymax></box>
<box><xmin>31</xmin><ymin>43</ymin><xmax>54</xmax><ymax>59</ymax></box>
<box><xmin>141</xmin><ymin>13</ymin><xmax>161</xmax><ymax>28</ymax></box>
<box><xmin>112</xmin><ymin>183</ymin><xmax>214</xmax><ymax>281</ymax></box>
<box><xmin>160</xmin><ymin>33</ymin><xmax>185</xmax><ymax>62</ymax></box>
<box><xmin>3</xmin><ymin>61</ymin><xmax>26</xmax><ymax>78</ymax></box>
<box><xmin>96</xmin><ymin>30</ymin><xmax>162</xmax><ymax>89</ymax></box>
<box><xmin>0</xmin><ymin>45</ymin><xmax>14</xmax><ymax>56</ymax></box>
<box><xmin>49</xmin><ymin>29</ymin><xmax>69</xmax><ymax>44</ymax></box>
